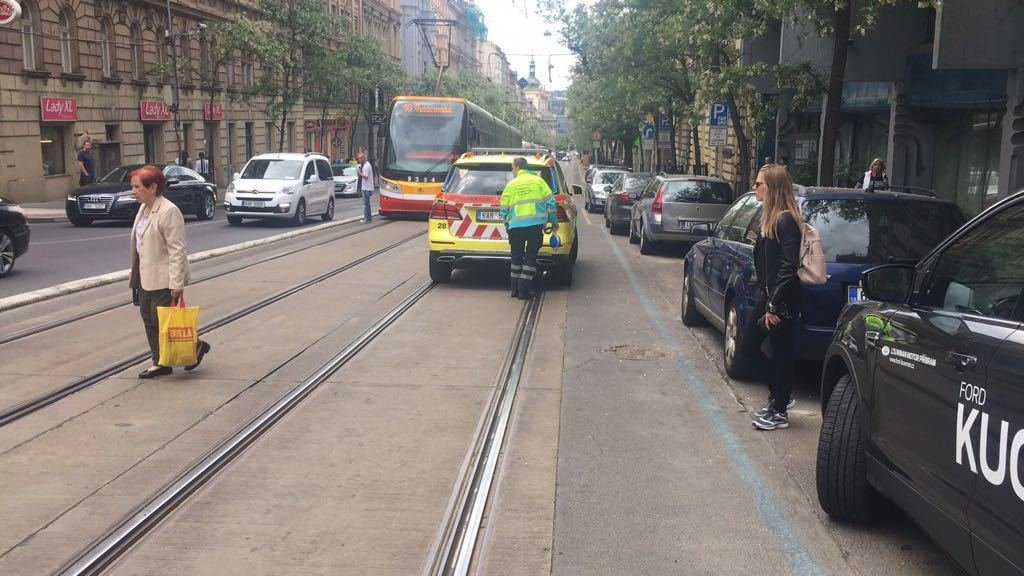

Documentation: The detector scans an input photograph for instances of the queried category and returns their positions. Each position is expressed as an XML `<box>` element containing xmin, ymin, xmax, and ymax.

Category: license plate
<box><xmin>83</xmin><ymin>202</ymin><xmax>105</xmax><ymax>210</ymax></box>
<box><xmin>476</xmin><ymin>210</ymin><xmax>502</xmax><ymax>222</ymax></box>
<box><xmin>242</xmin><ymin>200</ymin><xmax>265</xmax><ymax>208</ymax></box>
<box><xmin>678</xmin><ymin>220</ymin><xmax>691</xmax><ymax>230</ymax></box>
<box><xmin>848</xmin><ymin>286</ymin><xmax>864</xmax><ymax>302</ymax></box>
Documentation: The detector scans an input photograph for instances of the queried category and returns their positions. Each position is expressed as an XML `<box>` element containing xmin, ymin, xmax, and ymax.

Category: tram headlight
<box><xmin>381</xmin><ymin>180</ymin><xmax>400</xmax><ymax>194</ymax></box>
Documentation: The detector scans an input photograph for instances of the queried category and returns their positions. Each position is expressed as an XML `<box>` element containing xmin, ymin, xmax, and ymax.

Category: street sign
<box><xmin>0</xmin><ymin>0</ymin><xmax>22</xmax><ymax>25</ymax></box>
<box><xmin>370</xmin><ymin>113</ymin><xmax>386</xmax><ymax>125</ymax></box>
<box><xmin>641</xmin><ymin>124</ymin><xmax>655</xmax><ymax>139</ymax></box>
<box><xmin>709</xmin><ymin>102</ymin><xmax>729</xmax><ymax>128</ymax></box>
<box><xmin>645</xmin><ymin>112</ymin><xmax>655</xmax><ymax>124</ymax></box>
<box><xmin>709</xmin><ymin>126</ymin><xmax>728</xmax><ymax>147</ymax></box>
<box><xmin>659</xmin><ymin>115</ymin><xmax>672</xmax><ymax>131</ymax></box>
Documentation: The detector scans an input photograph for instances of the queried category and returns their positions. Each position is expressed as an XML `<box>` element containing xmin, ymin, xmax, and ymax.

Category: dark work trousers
<box><xmin>508</xmin><ymin>224</ymin><xmax>544</xmax><ymax>295</ymax></box>
<box><xmin>138</xmin><ymin>287</ymin><xmax>172</xmax><ymax>365</ymax></box>
<box><xmin>746</xmin><ymin>297</ymin><xmax>797</xmax><ymax>413</ymax></box>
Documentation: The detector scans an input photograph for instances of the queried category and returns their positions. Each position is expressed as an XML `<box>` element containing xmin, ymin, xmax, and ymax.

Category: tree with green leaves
<box><xmin>219</xmin><ymin>0</ymin><xmax>345</xmax><ymax>152</ymax></box>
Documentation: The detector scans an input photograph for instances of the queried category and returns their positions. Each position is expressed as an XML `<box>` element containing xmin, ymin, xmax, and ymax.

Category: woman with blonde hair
<box><xmin>862</xmin><ymin>158</ymin><xmax>889</xmax><ymax>190</ymax></box>
<box><xmin>750</xmin><ymin>164</ymin><xmax>802</xmax><ymax>430</ymax></box>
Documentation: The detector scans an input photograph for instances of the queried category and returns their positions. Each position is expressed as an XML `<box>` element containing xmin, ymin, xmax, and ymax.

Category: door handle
<box><xmin>947</xmin><ymin>352</ymin><xmax>978</xmax><ymax>370</ymax></box>
<box><xmin>864</xmin><ymin>330</ymin><xmax>880</xmax><ymax>348</ymax></box>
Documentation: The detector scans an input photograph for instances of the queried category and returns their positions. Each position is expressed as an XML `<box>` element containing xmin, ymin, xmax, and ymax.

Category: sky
<box><xmin>477</xmin><ymin>0</ymin><xmax>590</xmax><ymax>92</ymax></box>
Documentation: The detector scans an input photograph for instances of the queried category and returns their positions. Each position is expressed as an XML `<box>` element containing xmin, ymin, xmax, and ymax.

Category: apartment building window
<box><xmin>100</xmin><ymin>18</ymin><xmax>114</xmax><ymax>77</ymax></box>
<box><xmin>245</xmin><ymin>122</ymin><xmax>254</xmax><ymax>159</ymax></box>
<box><xmin>156</xmin><ymin>28</ymin><xmax>168</xmax><ymax>82</ymax></box>
<box><xmin>242</xmin><ymin>53</ymin><xmax>254</xmax><ymax>89</ymax></box>
<box><xmin>200</xmin><ymin>39</ymin><xmax>210</xmax><ymax>82</ymax></box>
<box><xmin>40</xmin><ymin>126</ymin><xmax>67</xmax><ymax>176</ymax></box>
<box><xmin>130</xmin><ymin>24</ymin><xmax>143</xmax><ymax>80</ymax></box>
<box><xmin>20</xmin><ymin>2</ymin><xmax>41</xmax><ymax>71</ymax></box>
<box><xmin>59</xmin><ymin>8</ymin><xmax>78</xmax><ymax>74</ymax></box>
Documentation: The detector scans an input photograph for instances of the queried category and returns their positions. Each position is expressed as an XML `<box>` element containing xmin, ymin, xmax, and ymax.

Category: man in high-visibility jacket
<box><xmin>501</xmin><ymin>157</ymin><xmax>558</xmax><ymax>300</ymax></box>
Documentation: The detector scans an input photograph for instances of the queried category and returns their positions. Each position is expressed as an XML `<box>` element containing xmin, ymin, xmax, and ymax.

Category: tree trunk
<box><xmin>691</xmin><ymin>124</ymin><xmax>702</xmax><ymax>174</ymax></box>
<box><xmin>278</xmin><ymin>108</ymin><xmax>288</xmax><ymax>152</ymax></box>
<box><xmin>727</xmin><ymin>95</ymin><xmax>752</xmax><ymax>193</ymax></box>
<box><xmin>819</xmin><ymin>4</ymin><xmax>851</xmax><ymax>186</ymax></box>
<box><xmin>624</xmin><ymin>141</ymin><xmax>633</xmax><ymax>168</ymax></box>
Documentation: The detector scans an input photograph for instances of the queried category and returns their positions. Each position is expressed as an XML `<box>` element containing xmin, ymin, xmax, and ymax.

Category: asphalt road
<box><xmin>0</xmin><ymin>194</ymin><xmax>379</xmax><ymax>299</ymax></box>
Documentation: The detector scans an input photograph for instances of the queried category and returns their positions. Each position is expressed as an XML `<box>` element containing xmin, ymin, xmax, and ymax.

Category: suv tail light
<box><xmin>429</xmin><ymin>202</ymin><xmax>462</xmax><ymax>220</ymax></box>
<box><xmin>651</xmin><ymin>186</ymin><xmax>665</xmax><ymax>214</ymax></box>
<box><xmin>556</xmin><ymin>206</ymin><xmax>570</xmax><ymax>222</ymax></box>
<box><xmin>618</xmin><ymin>191</ymin><xmax>631</xmax><ymax>201</ymax></box>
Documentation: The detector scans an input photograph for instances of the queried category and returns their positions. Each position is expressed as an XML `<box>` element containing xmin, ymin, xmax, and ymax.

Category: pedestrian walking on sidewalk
<box><xmin>357</xmin><ymin>152</ymin><xmax>375</xmax><ymax>223</ymax></box>
<box><xmin>862</xmin><ymin>158</ymin><xmax>889</xmax><ymax>191</ymax></box>
<box><xmin>749</xmin><ymin>163</ymin><xmax>802</xmax><ymax>431</ymax></box>
<box><xmin>77</xmin><ymin>140</ymin><xmax>96</xmax><ymax>186</ymax></box>
<box><xmin>194</xmin><ymin>152</ymin><xmax>211</xmax><ymax>180</ymax></box>
<box><xmin>501</xmin><ymin>157</ymin><xmax>558</xmax><ymax>300</ymax></box>
<box><xmin>129</xmin><ymin>165</ymin><xmax>211</xmax><ymax>379</ymax></box>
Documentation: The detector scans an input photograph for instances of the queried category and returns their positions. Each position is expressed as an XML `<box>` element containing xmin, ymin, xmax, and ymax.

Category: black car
<box><xmin>604</xmin><ymin>172</ymin><xmax>655</xmax><ymax>234</ymax></box>
<box><xmin>0</xmin><ymin>197</ymin><xmax>31</xmax><ymax>278</ymax></box>
<box><xmin>66</xmin><ymin>164</ymin><xmax>218</xmax><ymax>226</ymax></box>
<box><xmin>816</xmin><ymin>190</ymin><xmax>1024</xmax><ymax>575</ymax></box>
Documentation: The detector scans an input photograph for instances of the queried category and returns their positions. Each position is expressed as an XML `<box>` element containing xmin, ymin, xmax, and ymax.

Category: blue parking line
<box><xmin>601</xmin><ymin>230</ymin><xmax>823</xmax><ymax>576</ymax></box>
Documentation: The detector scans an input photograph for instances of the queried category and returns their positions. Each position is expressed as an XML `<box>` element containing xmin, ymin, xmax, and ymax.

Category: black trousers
<box><xmin>138</xmin><ymin>287</ymin><xmax>172</xmax><ymax>365</ymax></box>
<box><xmin>746</xmin><ymin>297</ymin><xmax>797</xmax><ymax>413</ymax></box>
<box><xmin>508</xmin><ymin>225</ymin><xmax>543</xmax><ymax>294</ymax></box>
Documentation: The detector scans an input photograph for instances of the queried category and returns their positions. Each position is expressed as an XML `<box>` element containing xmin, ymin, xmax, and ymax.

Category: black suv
<box><xmin>816</xmin><ymin>191</ymin><xmax>1024</xmax><ymax>575</ymax></box>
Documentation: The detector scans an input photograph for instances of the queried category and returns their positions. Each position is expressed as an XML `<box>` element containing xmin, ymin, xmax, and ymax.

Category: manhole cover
<box><xmin>603</xmin><ymin>344</ymin><xmax>666</xmax><ymax>360</ymax></box>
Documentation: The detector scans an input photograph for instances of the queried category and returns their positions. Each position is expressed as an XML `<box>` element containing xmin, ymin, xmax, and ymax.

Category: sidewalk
<box><xmin>20</xmin><ymin>201</ymin><xmax>68</xmax><ymax>224</ymax></box>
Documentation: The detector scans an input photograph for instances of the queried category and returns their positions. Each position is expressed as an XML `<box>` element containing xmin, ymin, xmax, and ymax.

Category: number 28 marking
<box><xmin>435</xmin><ymin>222</ymin><xmax>447</xmax><ymax>229</ymax></box>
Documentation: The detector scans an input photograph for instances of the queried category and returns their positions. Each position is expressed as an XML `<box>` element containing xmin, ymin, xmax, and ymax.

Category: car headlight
<box><xmin>381</xmin><ymin>180</ymin><xmax>400</xmax><ymax>193</ymax></box>
<box><xmin>282</xmin><ymin>184</ymin><xmax>298</xmax><ymax>195</ymax></box>
<box><xmin>67</xmin><ymin>194</ymin><xmax>77</xmax><ymax>201</ymax></box>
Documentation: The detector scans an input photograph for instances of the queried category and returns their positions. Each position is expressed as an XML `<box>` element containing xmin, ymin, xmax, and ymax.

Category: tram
<box><xmin>379</xmin><ymin>96</ymin><xmax>521</xmax><ymax>217</ymax></box>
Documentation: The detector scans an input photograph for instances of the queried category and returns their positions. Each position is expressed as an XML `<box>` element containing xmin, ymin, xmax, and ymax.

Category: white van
<box><xmin>224</xmin><ymin>153</ymin><xmax>335</xmax><ymax>226</ymax></box>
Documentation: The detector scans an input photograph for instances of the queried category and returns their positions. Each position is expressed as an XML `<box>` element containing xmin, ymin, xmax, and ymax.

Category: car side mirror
<box><xmin>233</xmin><ymin>172</ymin><xmax>241</xmax><ymax>181</ymax></box>
<box><xmin>604</xmin><ymin>185</ymin><xmax>612</xmax><ymax>193</ymax></box>
<box><xmin>165</xmin><ymin>178</ymin><xmax>180</xmax><ymax>186</ymax></box>
<box><xmin>861</xmin><ymin>264</ymin><xmax>915</xmax><ymax>303</ymax></box>
<box><xmin>690</xmin><ymin>223</ymin><xmax>713</xmax><ymax>237</ymax></box>
<box><xmin>306</xmin><ymin>176</ymin><xmax>318</xmax><ymax>185</ymax></box>
<box><xmin>571</xmin><ymin>184</ymin><xmax>583</xmax><ymax>196</ymax></box>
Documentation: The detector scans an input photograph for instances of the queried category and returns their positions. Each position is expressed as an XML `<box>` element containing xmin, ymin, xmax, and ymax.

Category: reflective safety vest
<box><xmin>500</xmin><ymin>171</ymin><xmax>557</xmax><ymax>229</ymax></box>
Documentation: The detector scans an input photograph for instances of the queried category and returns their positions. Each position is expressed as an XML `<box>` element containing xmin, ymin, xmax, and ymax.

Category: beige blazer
<box><xmin>129</xmin><ymin>196</ymin><xmax>191</xmax><ymax>291</ymax></box>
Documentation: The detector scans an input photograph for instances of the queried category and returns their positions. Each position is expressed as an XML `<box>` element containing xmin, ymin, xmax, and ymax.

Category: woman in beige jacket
<box><xmin>129</xmin><ymin>165</ymin><xmax>210</xmax><ymax>378</ymax></box>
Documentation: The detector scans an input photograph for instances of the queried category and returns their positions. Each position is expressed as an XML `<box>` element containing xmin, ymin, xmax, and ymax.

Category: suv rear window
<box><xmin>803</xmin><ymin>198</ymin><xmax>965</xmax><ymax>264</ymax></box>
<box><xmin>241</xmin><ymin>159</ymin><xmax>303</xmax><ymax>180</ymax></box>
<box><xmin>446</xmin><ymin>165</ymin><xmax>554</xmax><ymax>196</ymax></box>
<box><xmin>664</xmin><ymin>180</ymin><xmax>733</xmax><ymax>204</ymax></box>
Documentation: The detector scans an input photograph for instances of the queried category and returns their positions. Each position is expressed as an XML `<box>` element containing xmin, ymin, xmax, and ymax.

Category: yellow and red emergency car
<box><xmin>427</xmin><ymin>149</ymin><xmax>580</xmax><ymax>285</ymax></box>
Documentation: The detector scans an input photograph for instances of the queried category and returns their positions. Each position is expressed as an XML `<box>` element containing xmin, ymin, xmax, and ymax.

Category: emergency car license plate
<box><xmin>242</xmin><ymin>200</ymin><xmax>265</xmax><ymax>208</ymax></box>
<box><xmin>476</xmin><ymin>210</ymin><xmax>502</xmax><ymax>222</ymax></box>
<box><xmin>83</xmin><ymin>203</ymin><xmax>105</xmax><ymax>210</ymax></box>
<box><xmin>678</xmin><ymin>219</ymin><xmax>691</xmax><ymax>230</ymax></box>
<box><xmin>848</xmin><ymin>286</ymin><xmax>864</xmax><ymax>302</ymax></box>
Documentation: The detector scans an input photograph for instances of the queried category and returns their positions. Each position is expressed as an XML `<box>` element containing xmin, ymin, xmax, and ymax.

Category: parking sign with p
<box><xmin>710</xmin><ymin>102</ymin><xmax>729</xmax><ymax>128</ymax></box>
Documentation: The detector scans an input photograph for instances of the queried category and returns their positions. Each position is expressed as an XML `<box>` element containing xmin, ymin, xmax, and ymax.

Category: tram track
<box><xmin>426</xmin><ymin>289</ymin><xmax>544</xmax><ymax>576</ymax></box>
<box><xmin>51</xmin><ymin>284</ymin><xmax>545</xmax><ymax>576</ymax></box>
<box><xmin>0</xmin><ymin>229</ymin><xmax>423</xmax><ymax>429</ymax></box>
<box><xmin>0</xmin><ymin>220</ymin><xmax>394</xmax><ymax>346</ymax></box>
<box><xmin>54</xmin><ymin>280</ymin><xmax>437</xmax><ymax>576</ymax></box>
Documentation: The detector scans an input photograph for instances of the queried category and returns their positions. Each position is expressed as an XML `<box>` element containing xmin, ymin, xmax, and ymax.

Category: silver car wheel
<box><xmin>725</xmin><ymin>305</ymin><xmax>739</xmax><ymax>365</ymax></box>
<box><xmin>0</xmin><ymin>231</ymin><xmax>14</xmax><ymax>276</ymax></box>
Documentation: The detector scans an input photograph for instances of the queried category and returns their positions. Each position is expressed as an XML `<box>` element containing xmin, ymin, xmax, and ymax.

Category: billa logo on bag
<box><xmin>168</xmin><ymin>326</ymin><xmax>195</xmax><ymax>342</ymax></box>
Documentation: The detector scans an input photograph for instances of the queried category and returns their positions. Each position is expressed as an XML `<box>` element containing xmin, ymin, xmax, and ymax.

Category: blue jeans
<box><xmin>361</xmin><ymin>187</ymin><xmax>372</xmax><ymax>222</ymax></box>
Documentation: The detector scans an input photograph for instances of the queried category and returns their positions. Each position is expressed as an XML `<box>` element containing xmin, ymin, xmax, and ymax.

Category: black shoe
<box><xmin>185</xmin><ymin>341</ymin><xmax>211</xmax><ymax>372</ymax></box>
<box><xmin>139</xmin><ymin>366</ymin><xmax>173</xmax><ymax>379</ymax></box>
<box><xmin>753</xmin><ymin>410</ymin><xmax>789</xmax><ymax>430</ymax></box>
<box><xmin>511</xmin><ymin>289</ymin><xmax>519</xmax><ymax>298</ymax></box>
<box><xmin>755</xmin><ymin>398</ymin><xmax>797</xmax><ymax>419</ymax></box>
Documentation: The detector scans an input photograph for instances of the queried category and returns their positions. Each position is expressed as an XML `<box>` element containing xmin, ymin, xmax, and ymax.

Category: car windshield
<box><xmin>803</xmin><ymin>198</ymin><xmax>965</xmax><ymax>264</ymax></box>
<box><xmin>98</xmin><ymin>166</ymin><xmax>145</xmax><ymax>183</ymax></box>
<box><xmin>623</xmin><ymin>176</ymin><xmax>654</xmax><ymax>190</ymax></box>
<box><xmin>445</xmin><ymin>165</ymin><xmax>555</xmax><ymax>196</ymax></box>
<box><xmin>241</xmin><ymin>159</ymin><xmax>303</xmax><ymax>180</ymax></box>
<box><xmin>663</xmin><ymin>180</ymin><xmax>733</xmax><ymax>204</ymax></box>
<box><xmin>385</xmin><ymin>100</ymin><xmax>466</xmax><ymax>176</ymax></box>
<box><xmin>332</xmin><ymin>165</ymin><xmax>358</xmax><ymax>177</ymax></box>
<box><xmin>598</xmin><ymin>171</ymin><xmax>626</xmax><ymax>184</ymax></box>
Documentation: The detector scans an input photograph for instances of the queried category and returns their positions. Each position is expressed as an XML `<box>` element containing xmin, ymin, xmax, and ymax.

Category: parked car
<box><xmin>585</xmin><ymin>168</ymin><xmax>630</xmax><ymax>213</ymax></box>
<box><xmin>66</xmin><ymin>164</ymin><xmax>218</xmax><ymax>226</ymax></box>
<box><xmin>604</xmin><ymin>172</ymin><xmax>655</xmax><ymax>234</ymax></box>
<box><xmin>223</xmin><ymin>153</ymin><xmax>335</xmax><ymax>226</ymax></box>
<box><xmin>816</xmin><ymin>190</ymin><xmax>1024</xmax><ymax>576</ymax></box>
<box><xmin>0</xmin><ymin>197</ymin><xmax>30</xmax><ymax>278</ymax></box>
<box><xmin>629</xmin><ymin>175</ymin><xmax>734</xmax><ymax>255</ymax></box>
<box><xmin>331</xmin><ymin>164</ymin><xmax>359</xmax><ymax>197</ymax></box>
<box><xmin>584</xmin><ymin>164</ymin><xmax>629</xmax><ymax>184</ymax></box>
<box><xmin>680</xmin><ymin>187</ymin><xmax>966</xmax><ymax>377</ymax></box>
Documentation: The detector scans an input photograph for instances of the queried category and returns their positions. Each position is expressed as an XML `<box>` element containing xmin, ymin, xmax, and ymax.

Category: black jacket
<box><xmin>753</xmin><ymin>211</ymin><xmax>802</xmax><ymax>316</ymax></box>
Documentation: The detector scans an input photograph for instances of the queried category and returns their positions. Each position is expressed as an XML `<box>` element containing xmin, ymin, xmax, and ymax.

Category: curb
<box><xmin>27</xmin><ymin>215</ymin><xmax>70</xmax><ymax>223</ymax></box>
<box><xmin>0</xmin><ymin>215</ymin><xmax>363</xmax><ymax>313</ymax></box>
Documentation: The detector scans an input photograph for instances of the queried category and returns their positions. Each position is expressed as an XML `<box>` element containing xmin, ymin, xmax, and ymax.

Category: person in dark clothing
<box><xmin>77</xmin><ymin>140</ymin><xmax>96</xmax><ymax>186</ymax></box>
<box><xmin>749</xmin><ymin>163</ymin><xmax>803</xmax><ymax>431</ymax></box>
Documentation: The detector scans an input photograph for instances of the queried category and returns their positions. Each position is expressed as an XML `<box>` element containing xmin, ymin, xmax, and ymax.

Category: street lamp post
<box><xmin>165</xmin><ymin>0</ymin><xmax>182</xmax><ymax>164</ymax></box>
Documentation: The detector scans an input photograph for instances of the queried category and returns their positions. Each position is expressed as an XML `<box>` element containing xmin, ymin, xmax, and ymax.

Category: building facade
<box><xmin>0</xmin><ymin>0</ymin><xmax>302</xmax><ymax>202</ymax></box>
